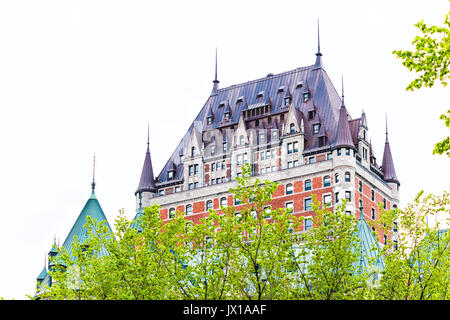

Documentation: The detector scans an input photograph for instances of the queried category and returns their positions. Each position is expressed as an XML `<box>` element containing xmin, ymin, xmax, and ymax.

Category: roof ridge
<box><xmin>215</xmin><ymin>65</ymin><xmax>315</xmax><ymax>94</ymax></box>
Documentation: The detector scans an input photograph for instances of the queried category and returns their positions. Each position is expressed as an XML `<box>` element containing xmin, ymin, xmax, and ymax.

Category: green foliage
<box><xmin>392</xmin><ymin>11</ymin><xmax>450</xmax><ymax>91</ymax></box>
<box><xmin>433</xmin><ymin>110</ymin><xmax>450</xmax><ymax>156</ymax></box>
<box><xmin>375</xmin><ymin>190</ymin><xmax>450</xmax><ymax>300</ymax></box>
<box><xmin>36</xmin><ymin>166</ymin><xmax>449</xmax><ymax>300</ymax></box>
<box><xmin>393</xmin><ymin>7</ymin><xmax>450</xmax><ymax>156</ymax></box>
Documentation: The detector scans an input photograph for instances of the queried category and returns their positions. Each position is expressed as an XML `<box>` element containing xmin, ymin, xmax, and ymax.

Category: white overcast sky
<box><xmin>0</xmin><ymin>0</ymin><xmax>448</xmax><ymax>299</ymax></box>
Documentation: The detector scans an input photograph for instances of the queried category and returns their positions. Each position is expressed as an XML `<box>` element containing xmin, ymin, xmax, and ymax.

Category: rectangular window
<box><xmin>359</xmin><ymin>181</ymin><xmax>363</xmax><ymax>192</ymax></box>
<box><xmin>261</xmin><ymin>151</ymin><xmax>265</xmax><ymax>160</ymax></box>
<box><xmin>371</xmin><ymin>190</ymin><xmax>375</xmax><ymax>201</ymax></box>
<box><xmin>345</xmin><ymin>148</ymin><xmax>350</xmax><ymax>156</ymax></box>
<box><xmin>188</xmin><ymin>183</ymin><xmax>194</xmax><ymax>190</ymax></box>
<box><xmin>194</xmin><ymin>182</ymin><xmax>199</xmax><ymax>189</ymax></box>
<box><xmin>211</xmin><ymin>163</ymin><xmax>215</xmax><ymax>171</ymax></box>
<box><xmin>337</xmin><ymin>148</ymin><xmax>342</xmax><ymax>156</ymax></box>
<box><xmin>237</xmin><ymin>154</ymin><xmax>242</xmax><ymax>165</ymax></box>
<box><xmin>287</xmin><ymin>161</ymin><xmax>293</xmax><ymax>168</ymax></box>
<box><xmin>287</xmin><ymin>143</ymin><xmax>293</xmax><ymax>154</ymax></box>
<box><xmin>189</xmin><ymin>165</ymin><xmax>194</xmax><ymax>176</ymax></box>
<box><xmin>293</xmin><ymin>142</ymin><xmax>298</xmax><ymax>153</ymax></box>
<box><xmin>323</xmin><ymin>176</ymin><xmax>331</xmax><ymax>187</ymax></box>
<box><xmin>285</xmin><ymin>201</ymin><xmax>294</xmax><ymax>213</ymax></box>
<box><xmin>308</xmin><ymin>157</ymin><xmax>315</xmax><ymax>164</ymax></box>
<box><xmin>194</xmin><ymin>164</ymin><xmax>199</xmax><ymax>174</ymax></box>
<box><xmin>266</xmin><ymin>150</ymin><xmax>271</xmax><ymax>159</ymax></box>
<box><xmin>175</xmin><ymin>186</ymin><xmax>181</xmax><ymax>193</ymax></box>
<box><xmin>335</xmin><ymin>192</ymin><xmax>339</xmax><ymax>203</ymax></box>
<box><xmin>305</xmin><ymin>218</ymin><xmax>313</xmax><ymax>231</ymax></box>
<box><xmin>327</xmin><ymin>152</ymin><xmax>333</xmax><ymax>160</ymax></box>
<box><xmin>345</xmin><ymin>191</ymin><xmax>351</xmax><ymax>201</ymax></box>
<box><xmin>293</xmin><ymin>160</ymin><xmax>298</xmax><ymax>167</ymax></box>
<box><xmin>264</xmin><ymin>206</ymin><xmax>272</xmax><ymax>219</ymax></box>
<box><xmin>313</xmin><ymin>124</ymin><xmax>320</xmax><ymax>134</ymax></box>
<box><xmin>304</xmin><ymin>198</ymin><xmax>312</xmax><ymax>211</ymax></box>
<box><xmin>305</xmin><ymin>180</ymin><xmax>312</xmax><ymax>191</ymax></box>
<box><xmin>323</xmin><ymin>194</ymin><xmax>332</xmax><ymax>206</ymax></box>
<box><xmin>271</xmin><ymin>149</ymin><xmax>275</xmax><ymax>158</ymax></box>
<box><xmin>371</xmin><ymin>208</ymin><xmax>375</xmax><ymax>220</ymax></box>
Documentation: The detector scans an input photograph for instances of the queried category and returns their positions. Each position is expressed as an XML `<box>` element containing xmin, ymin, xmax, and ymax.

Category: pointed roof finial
<box><xmin>385</xmin><ymin>113</ymin><xmax>388</xmax><ymax>137</ymax></box>
<box><xmin>91</xmin><ymin>152</ymin><xmax>96</xmax><ymax>193</ymax></box>
<box><xmin>313</xmin><ymin>19</ymin><xmax>323</xmax><ymax>70</ymax></box>
<box><xmin>341</xmin><ymin>74</ymin><xmax>345</xmax><ymax>106</ymax></box>
<box><xmin>211</xmin><ymin>48</ymin><xmax>220</xmax><ymax>95</ymax></box>
<box><xmin>146</xmin><ymin>124</ymin><xmax>151</xmax><ymax>149</ymax></box>
<box><xmin>317</xmin><ymin>19</ymin><xmax>321</xmax><ymax>55</ymax></box>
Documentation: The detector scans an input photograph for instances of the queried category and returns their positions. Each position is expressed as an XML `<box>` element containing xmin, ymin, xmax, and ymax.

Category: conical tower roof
<box><xmin>333</xmin><ymin>77</ymin><xmax>356</xmax><ymax>150</ymax></box>
<box><xmin>59</xmin><ymin>184</ymin><xmax>113</xmax><ymax>260</ymax></box>
<box><xmin>353</xmin><ymin>213</ymin><xmax>385</xmax><ymax>273</ymax></box>
<box><xmin>382</xmin><ymin>121</ymin><xmax>400</xmax><ymax>185</ymax></box>
<box><xmin>136</xmin><ymin>128</ymin><xmax>156</xmax><ymax>194</ymax></box>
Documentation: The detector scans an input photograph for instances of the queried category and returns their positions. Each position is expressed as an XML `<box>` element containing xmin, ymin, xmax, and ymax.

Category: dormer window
<box><xmin>319</xmin><ymin>136</ymin><xmax>326</xmax><ymax>147</ymax></box>
<box><xmin>207</xmin><ymin>116</ymin><xmax>213</xmax><ymax>125</ymax></box>
<box><xmin>168</xmin><ymin>171</ymin><xmax>174</xmax><ymax>180</ymax></box>
<box><xmin>308</xmin><ymin>110</ymin><xmax>315</xmax><ymax>120</ymax></box>
<box><xmin>284</xmin><ymin>97</ymin><xmax>291</xmax><ymax>106</ymax></box>
<box><xmin>313</xmin><ymin>123</ymin><xmax>320</xmax><ymax>134</ymax></box>
<box><xmin>277</xmin><ymin>86</ymin><xmax>285</xmax><ymax>93</ymax></box>
<box><xmin>211</xmin><ymin>145</ymin><xmax>215</xmax><ymax>155</ymax></box>
<box><xmin>224</xmin><ymin>112</ymin><xmax>230</xmax><ymax>120</ymax></box>
<box><xmin>303</xmin><ymin>92</ymin><xmax>309</xmax><ymax>102</ymax></box>
<box><xmin>257</xmin><ymin>91</ymin><xmax>264</xmax><ymax>99</ymax></box>
<box><xmin>290</xmin><ymin>123</ymin><xmax>295</xmax><ymax>134</ymax></box>
<box><xmin>296</xmin><ymin>81</ymin><xmax>303</xmax><ymax>88</ymax></box>
<box><xmin>259</xmin><ymin>132</ymin><xmax>265</xmax><ymax>143</ymax></box>
<box><xmin>191</xmin><ymin>146</ymin><xmax>196</xmax><ymax>157</ymax></box>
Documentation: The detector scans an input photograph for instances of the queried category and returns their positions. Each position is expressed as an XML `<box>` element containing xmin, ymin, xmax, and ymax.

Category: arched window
<box><xmin>169</xmin><ymin>208</ymin><xmax>176</xmax><ymax>219</ymax></box>
<box><xmin>335</xmin><ymin>173</ymin><xmax>340</xmax><ymax>183</ymax></box>
<box><xmin>186</xmin><ymin>204</ymin><xmax>193</xmax><ymax>215</ymax></box>
<box><xmin>206</xmin><ymin>200</ymin><xmax>213</xmax><ymax>210</ymax></box>
<box><xmin>286</xmin><ymin>183</ymin><xmax>293</xmax><ymax>195</ymax></box>
<box><xmin>290</xmin><ymin>123</ymin><xmax>295</xmax><ymax>134</ymax></box>
<box><xmin>220</xmin><ymin>197</ymin><xmax>227</xmax><ymax>207</ymax></box>
<box><xmin>323</xmin><ymin>176</ymin><xmax>331</xmax><ymax>187</ymax></box>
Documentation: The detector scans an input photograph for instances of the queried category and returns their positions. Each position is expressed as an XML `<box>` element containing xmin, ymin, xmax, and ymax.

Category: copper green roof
<box><xmin>36</xmin><ymin>266</ymin><xmax>47</xmax><ymax>281</ymax></box>
<box><xmin>353</xmin><ymin>213</ymin><xmax>384</xmax><ymax>272</ymax></box>
<box><xmin>58</xmin><ymin>190</ymin><xmax>112</xmax><ymax>260</ymax></box>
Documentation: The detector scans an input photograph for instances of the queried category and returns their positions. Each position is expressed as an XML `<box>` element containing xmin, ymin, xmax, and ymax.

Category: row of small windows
<box><xmin>211</xmin><ymin>161</ymin><xmax>226</xmax><ymax>171</ymax></box>
<box><xmin>284</xmin><ymin>175</ymin><xmax>332</xmax><ymax>195</ymax></box>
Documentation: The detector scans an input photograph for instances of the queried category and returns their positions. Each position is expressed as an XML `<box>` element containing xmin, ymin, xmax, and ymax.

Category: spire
<box><xmin>91</xmin><ymin>152</ymin><xmax>96</xmax><ymax>196</ymax></box>
<box><xmin>211</xmin><ymin>48</ymin><xmax>220</xmax><ymax>96</ymax></box>
<box><xmin>382</xmin><ymin>116</ymin><xmax>400</xmax><ymax>185</ymax></box>
<box><xmin>333</xmin><ymin>76</ymin><xmax>356</xmax><ymax>151</ymax></box>
<box><xmin>313</xmin><ymin>19</ymin><xmax>323</xmax><ymax>70</ymax></box>
<box><xmin>135</xmin><ymin>126</ymin><xmax>156</xmax><ymax>195</ymax></box>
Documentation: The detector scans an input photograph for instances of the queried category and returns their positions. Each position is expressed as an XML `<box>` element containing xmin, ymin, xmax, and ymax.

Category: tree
<box><xmin>375</xmin><ymin>190</ymin><xmax>450</xmax><ymax>300</ymax></box>
<box><xmin>38</xmin><ymin>164</ymin><xmax>376</xmax><ymax>300</ymax></box>
<box><xmin>392</xmin><ymin>7</ymin><xmax>450</xmax><ymax>156</ymax></box>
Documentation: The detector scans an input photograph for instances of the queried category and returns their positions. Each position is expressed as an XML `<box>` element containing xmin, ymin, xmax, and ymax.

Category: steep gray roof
<box><xmin>136</xmin><ymin>140</ymin><xmax>156</xmax><ymax>194</ymax></box>
<box><xmin>156</xmin><ymin>62</ymin><xmax>344</xmax><ymax>184</ymax></box>
<box><xmin>382</xmin><ymin>132</ymin><xmax>400</xmax><ymax>185</ymax></box>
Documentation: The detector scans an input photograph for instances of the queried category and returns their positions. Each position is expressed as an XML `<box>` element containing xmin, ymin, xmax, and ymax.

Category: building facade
<box><xmin>134</xmin><ymin>38</ymin><xmax>400</xmax><ymax>245</ymax></box>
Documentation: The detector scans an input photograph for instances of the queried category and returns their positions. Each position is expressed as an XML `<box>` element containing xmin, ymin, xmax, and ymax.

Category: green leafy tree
<box><xmin>375</xmin><ymin>190</ymin><xmax>450</xmax><ymax>300</ymax></box>
<box><xmin>393</xmin><ymin>7</ymin><xmax>450</xmax><ymax>156</ymax></box>
<box><xmin>38</xmin><ymin>164</ymin><xmax>381</xmax><ymax>300</ymax></box>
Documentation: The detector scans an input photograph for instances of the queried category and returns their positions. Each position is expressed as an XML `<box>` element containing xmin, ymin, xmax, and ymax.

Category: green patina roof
<box><xmin>353</xmin><ymin>213</ymin><xmax>384</xmax><ymax>273</ymax></box>
<box><xmin>37</xmin><ymin>266</ymin><xmax>48</xmax><ymax>280</ymax></box>
<box><xmin>59</xmin><ymin>190</ymin><xmax>113</xmax><ymax>260</ymax></box>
